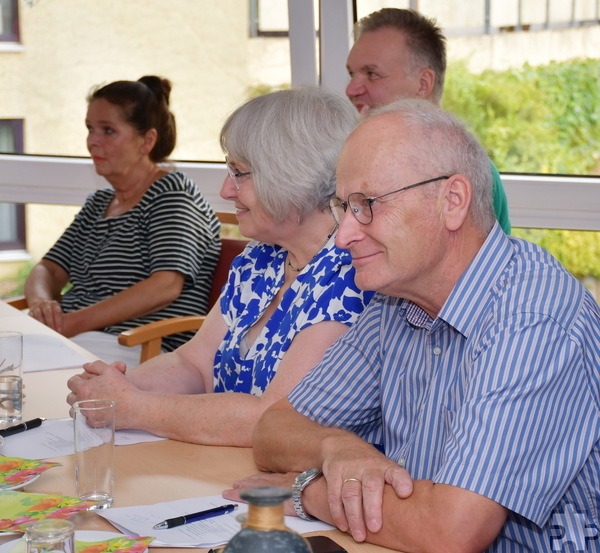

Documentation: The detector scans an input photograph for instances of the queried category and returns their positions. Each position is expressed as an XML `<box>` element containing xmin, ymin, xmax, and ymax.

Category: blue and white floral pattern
<box><xmin>213</xmin><ymin>238</ymin><xmax>373</xmax><ymax>395</ymax></box>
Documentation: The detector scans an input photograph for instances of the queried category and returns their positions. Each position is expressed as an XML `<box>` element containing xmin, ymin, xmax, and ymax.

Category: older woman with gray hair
<box><xmin>67</xmin><ymin>87</ymin><xmax>374</xmax><ymax>446</ymax></box>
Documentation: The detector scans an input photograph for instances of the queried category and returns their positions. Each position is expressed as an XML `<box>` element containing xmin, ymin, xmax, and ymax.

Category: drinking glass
<box><xmin>0</xmin><ymin>331</ymin><xmax>23</xmax><ymax>425</ymax></box>
<box><xmin>73</xmin><ymin>399</ymin><xmax>115</xmax><ymax>509</ymax></box>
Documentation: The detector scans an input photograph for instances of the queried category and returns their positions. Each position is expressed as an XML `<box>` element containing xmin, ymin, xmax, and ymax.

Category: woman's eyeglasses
<box><xmin>225</xmin><ymin>158</ymin><xmax>252</xmax><ymax>190</ymax></box>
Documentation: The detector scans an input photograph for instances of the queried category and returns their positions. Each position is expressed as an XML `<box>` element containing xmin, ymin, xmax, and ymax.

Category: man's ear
<box><xmin>417</xmin><ymin>68</ymin><xmax>436</xmax><ymax>100</ymax></box>
<box><xmin>441</xmin><ymin>174</ymin><xmax>471</xmax><ymax>231</ymax></box>
<box><xmin>141</xmin><ymin>128</ymin><xmax>158</xmax><ymax>155</ymax></box>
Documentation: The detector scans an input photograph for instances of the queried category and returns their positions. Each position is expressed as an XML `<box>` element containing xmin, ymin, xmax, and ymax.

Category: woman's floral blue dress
<box><xmin>213</xmin><ymin>238</ymin><xmax>373</xmax><ymax>395</ymax></box>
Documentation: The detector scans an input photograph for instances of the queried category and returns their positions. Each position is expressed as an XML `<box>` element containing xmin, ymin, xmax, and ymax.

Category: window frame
<box><xmin>0</xmin><ymin>0</ymin><xmax>20</xmax><ymax>43</ymax></box>
<box><xmin>249</xmin><ymin>0</ymin><xmax>290</xmax><ymax>37</ymax></box>
<box><xmin>0</xmin><ymin>119</ymin><xmax>26</xmax><ymax>251</ymax></box>
<box><xmin>0</xmin><ymin>154</ymin><xmax>598</xmax><ymax>232</ymax></box>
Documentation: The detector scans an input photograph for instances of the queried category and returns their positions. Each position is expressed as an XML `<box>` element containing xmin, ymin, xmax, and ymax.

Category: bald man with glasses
<box><xmin>226</xmin><ymin>99</ymin><xmax>600</xmax><ymax>553</ymax></box>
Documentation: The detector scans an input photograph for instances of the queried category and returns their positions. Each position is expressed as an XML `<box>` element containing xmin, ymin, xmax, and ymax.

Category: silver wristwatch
<box><xmin>292</xmin><ymin>467</ymin><xmax>323</xmax><ymax>520</ymax></box>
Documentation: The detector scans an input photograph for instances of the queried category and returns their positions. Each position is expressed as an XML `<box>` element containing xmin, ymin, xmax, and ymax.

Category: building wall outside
<box><xmin>9</xmin><ymin>0</ymin><xmax>254</xmax><ymax>161</ymax></box>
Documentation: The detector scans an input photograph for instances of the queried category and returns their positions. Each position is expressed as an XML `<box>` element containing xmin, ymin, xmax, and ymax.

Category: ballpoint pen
<box><xmin>0</xmin><ymin>417</ymin><xmax>44</xmax><ymax>437</ymax></box>
<box><xmin>153</xmin><ymin>503</ymin><xmax>238</xmax><ymax>530</ymax></box>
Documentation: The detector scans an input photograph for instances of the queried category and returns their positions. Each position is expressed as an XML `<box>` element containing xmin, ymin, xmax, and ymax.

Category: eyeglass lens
<box><xmin>225</xmin><ymin>160</ymin><xmax>251</xmax><ymax>190</ymax></box>
<box><xmin>329</xmin><ymin>194</ymin><xmax>373</xmax><ymax>225</ymax></box>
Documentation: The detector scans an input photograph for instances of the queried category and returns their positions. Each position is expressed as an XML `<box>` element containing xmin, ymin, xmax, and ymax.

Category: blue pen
<box><xmin>153</xmin><ymin>503</ymin><xmax>238</xmax><ymax>530</ymax></box>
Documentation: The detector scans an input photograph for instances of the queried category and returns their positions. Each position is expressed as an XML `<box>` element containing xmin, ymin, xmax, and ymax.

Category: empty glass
<box><xmin>25</xmin><ymin>519</ymin><xmax>75</xmax><ymax>553</ymax></box>
<box><xmin>73</xmin><ymin>399</ymin><xmax>115</xmax><ymax>509</ymax></box>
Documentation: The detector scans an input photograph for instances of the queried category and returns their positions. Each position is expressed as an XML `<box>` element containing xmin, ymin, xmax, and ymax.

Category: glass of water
<box><xmin>0</xmin><ymin>331</ymin><xmax>23</xmax><ymax>426</ymax></box>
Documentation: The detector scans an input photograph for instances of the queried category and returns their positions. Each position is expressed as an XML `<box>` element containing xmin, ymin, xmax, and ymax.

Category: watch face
<box><xmin>293</xmin><ymin>467</ymin><xmax>322</xmax><ymax>492</ymax></box>
<box><xmin>303</xmin><ymin>468</ymin><xmax>321</xmax><ymax>481</ymax></box>
<box><xmin>292</xmin><ymin>468</ymin><xmax>323</xmax><ymax>521</ymax></box>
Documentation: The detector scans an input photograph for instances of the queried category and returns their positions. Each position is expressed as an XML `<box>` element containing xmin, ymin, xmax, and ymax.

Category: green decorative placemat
<box><xmin>0</xmin><ymin>456</ymin><xmax>61</xmax><ymax>490</ymax></box>
<box><xmin>5</xmin><ymin>534</ymin><xmax>154</xmax><ymax>553</ymax></box>
<box><xmin>0</xmin><ymin>490</ymin><xmax>94</xmax><ymax>533</ymax></box>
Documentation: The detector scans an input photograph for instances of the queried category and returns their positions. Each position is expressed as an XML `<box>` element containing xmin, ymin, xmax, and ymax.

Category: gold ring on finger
<box><xmin>343</xmin><ymin>477</ymin><xmax>361</xmax><ymax>485</ymax></box>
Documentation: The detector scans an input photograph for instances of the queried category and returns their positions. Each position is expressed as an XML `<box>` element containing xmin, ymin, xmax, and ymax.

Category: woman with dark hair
<box><xmin>24</xmin><ymin>76</ymin><xmax>220</xmax><ymax>365</ymax></box>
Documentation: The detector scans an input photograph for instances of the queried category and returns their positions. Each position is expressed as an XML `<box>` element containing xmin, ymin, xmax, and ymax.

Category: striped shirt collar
<box><xmin>400</xmin><ymin>223</ymin><xmax>512</xmax><ymax>337</ymax></box>
<box><xmin>439</xmin><ymin>223</ymin><xmax>512</xmax><ymax>337</ymax></box>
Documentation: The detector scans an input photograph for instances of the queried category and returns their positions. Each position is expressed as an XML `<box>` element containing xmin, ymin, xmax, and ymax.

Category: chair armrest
<box><xmin>5</xmin><ymin>296</ymin><xmax>28</xmax><ymax>310</ymax></box>
<box><xmin>118</xmin><ymin>315</ymin><xmax>207</xmax><ymax>363</ymax></box>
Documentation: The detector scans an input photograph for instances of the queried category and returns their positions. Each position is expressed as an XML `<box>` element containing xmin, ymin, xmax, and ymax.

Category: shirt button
<box><xmin>398</xmin><ymin>458</ymin><xmax>406</xmax><ymax>467</ymax></box>
<box><xmin>433</xmin><ymin>346</ymin><xmax>442</xmax><ymax>356</ymax></box>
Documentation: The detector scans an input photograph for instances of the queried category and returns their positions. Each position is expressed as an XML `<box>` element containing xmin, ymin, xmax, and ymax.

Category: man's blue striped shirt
<box><xmin>290</xmin><ymin>224</ymin><xmax>600</xmax><ymax>551</ymax></box>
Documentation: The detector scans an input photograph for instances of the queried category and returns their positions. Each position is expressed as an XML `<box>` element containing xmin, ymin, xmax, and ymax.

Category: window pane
<box><xmin>0</xmin><ymin>203</ymin><xmax>16</xmax><ymax>240</ymax></box>
<box><xmin>258</xmin><ymin>0</ymin><xmax>288</xmax><ymax>33</ymax></box>
<box><xmin>354</xmin><ymin>1</ymin><xmax>600</xmax><ymax>301</ymax></box>
<box><xmin>7</xmin><ymin>0</ymin><xmax>596</xmax><ymax>177</ymax></box>
<box><xmin>0</xmin><ymin>0</ymin><xmax>18</xmax><ymax>42</ymax></box>
<box><xmin>0</xmin><ymin>120</ymin><xmax>25</xmax><ymax>250</ymax></box>
<box><xmin>0</xmin><ymin>121</ymin><xmax>13</xmax><ymax>150</ymax></box>
<box><xmin>355</xmin><ymin>0</ymin><xmax>600</xmax><ymax>176</ymax></box>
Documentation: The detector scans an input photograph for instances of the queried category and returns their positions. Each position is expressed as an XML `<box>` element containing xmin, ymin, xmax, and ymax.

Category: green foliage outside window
<box><xmin>443</xmin><ymin>58</ymin><xmax>600</xmax><ymax>279</ymax></box>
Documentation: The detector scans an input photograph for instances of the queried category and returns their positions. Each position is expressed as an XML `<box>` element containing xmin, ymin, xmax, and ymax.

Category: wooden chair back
<box><xmin>207</xmin><ymin>237</ymin><xmax>247</xmax><ymax>309</ymax></box>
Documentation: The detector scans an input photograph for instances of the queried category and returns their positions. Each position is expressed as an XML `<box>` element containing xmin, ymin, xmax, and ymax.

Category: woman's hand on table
<box><xmin>28</xmin><ymin>299</ymin><xmax>66</xmax><ymax>333</ymax></box>
<box><xmin>66</xmin><ymin>360</ymin><xmax>130</xmax><ymax>421</ymax></box>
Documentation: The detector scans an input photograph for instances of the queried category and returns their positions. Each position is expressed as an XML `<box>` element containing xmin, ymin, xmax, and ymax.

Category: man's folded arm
<box><xmin>253</xmin><ymin>397</ymin><xmax>347</xmax><ymax>472</ymax></box>
<box><xmin>303</xmin><ymin>476</ymin><xmax>508</xmax><ymax>553</ymax></box>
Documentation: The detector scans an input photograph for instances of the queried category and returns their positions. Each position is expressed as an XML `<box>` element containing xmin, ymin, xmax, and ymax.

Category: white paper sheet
<box><xmin>23</xmin><ymin>334</ymin><xmax>91</xmax><ymax>372</ymax></box>
<box><xmin>0</xmin><ymin>418</ymin><xmax>165</xmax><ymax>459</ymax></box>
<box><xmin>99</xmin><ymin>495</ymin><xmax>334</xmax><ymax>548</ymax></box>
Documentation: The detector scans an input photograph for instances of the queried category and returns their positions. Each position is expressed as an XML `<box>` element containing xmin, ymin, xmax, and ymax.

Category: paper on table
<box><xmin>0</xmin><ymin>418</ymin><xmax>165</xmax><ymax>460</ymax></box>
<box><xmin>99</xmin><ymin>495</ymin><xmax>334</xmax><ymax>548</ymax></box>
<box><xmin>23</xmin><ymin>334</ymin><xmax>91</xmax><ymax>372</ymax></box>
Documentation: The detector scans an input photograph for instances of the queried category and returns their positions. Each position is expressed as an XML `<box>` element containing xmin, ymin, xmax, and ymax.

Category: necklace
<box><xmin>287</xmin><ymin>258</ymin><xmax>303</xmax><ymax>272</ymax></box>
<box><xmin>286</xmin><ymin>222</ymin><xmax>339</xmax><ymax>273</ymax></box>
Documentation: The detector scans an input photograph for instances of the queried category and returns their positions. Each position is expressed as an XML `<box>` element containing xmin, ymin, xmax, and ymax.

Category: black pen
<box><xmin>0</xmin><ymin>417</ymin><xmax>44</xmax><ymax>437</ymax></box>
<box><xmin>153</xmin><ymin>503</ymin><xmax>238</xmax><ymax>530</ymax></box>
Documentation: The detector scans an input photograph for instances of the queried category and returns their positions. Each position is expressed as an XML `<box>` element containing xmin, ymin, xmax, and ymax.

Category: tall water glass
<box><xmin>73</xmin><ymin>399</ymin><xmax>115</xmax><ymax>509</ymax></box>
<box><xmin>0</xmin><ymin>331</ymin><xmax>23</xmax><ymax>425</ymax></box>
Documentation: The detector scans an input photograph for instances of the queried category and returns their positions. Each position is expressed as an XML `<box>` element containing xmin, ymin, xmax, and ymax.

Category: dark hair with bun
<box><xmin>87</xmin><ymin>75</ymin><xmax>176</xmax><ymax>162</ymax></box>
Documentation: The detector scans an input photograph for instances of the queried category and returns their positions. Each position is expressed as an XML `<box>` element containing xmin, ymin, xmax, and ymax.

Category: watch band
<box><xmin>292</xmin><ymin>468</ymin><xmax>323</xmax><ymax>521</ymax></box>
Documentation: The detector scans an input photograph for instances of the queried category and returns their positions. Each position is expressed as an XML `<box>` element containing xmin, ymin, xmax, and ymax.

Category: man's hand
<box><xmin>320</xmin><ymin>434</ymin><xmax>413</xmax><ymax>542</ymax></box>
<box><xmin>223</xmin><ymin>472</ymin><xmax>299</xmax><ymax>516</ymax></box>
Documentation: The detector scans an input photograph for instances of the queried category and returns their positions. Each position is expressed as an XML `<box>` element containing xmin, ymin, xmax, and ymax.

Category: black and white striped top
<box><xmin>44</xmin><ymin>171</ymin><xmax>221</xmax><ymax>351</ymax></box>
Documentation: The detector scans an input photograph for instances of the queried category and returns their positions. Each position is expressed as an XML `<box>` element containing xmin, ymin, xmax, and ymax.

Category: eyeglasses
<box><xmin>225</xmin><ymin>158</ymin><xmax>252</xmax><ymax>190</ymax></box>
<box><xmin>329</xmin><ymin>175</ymin><xmax>450</xmax><ymax>225</ymax></box>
